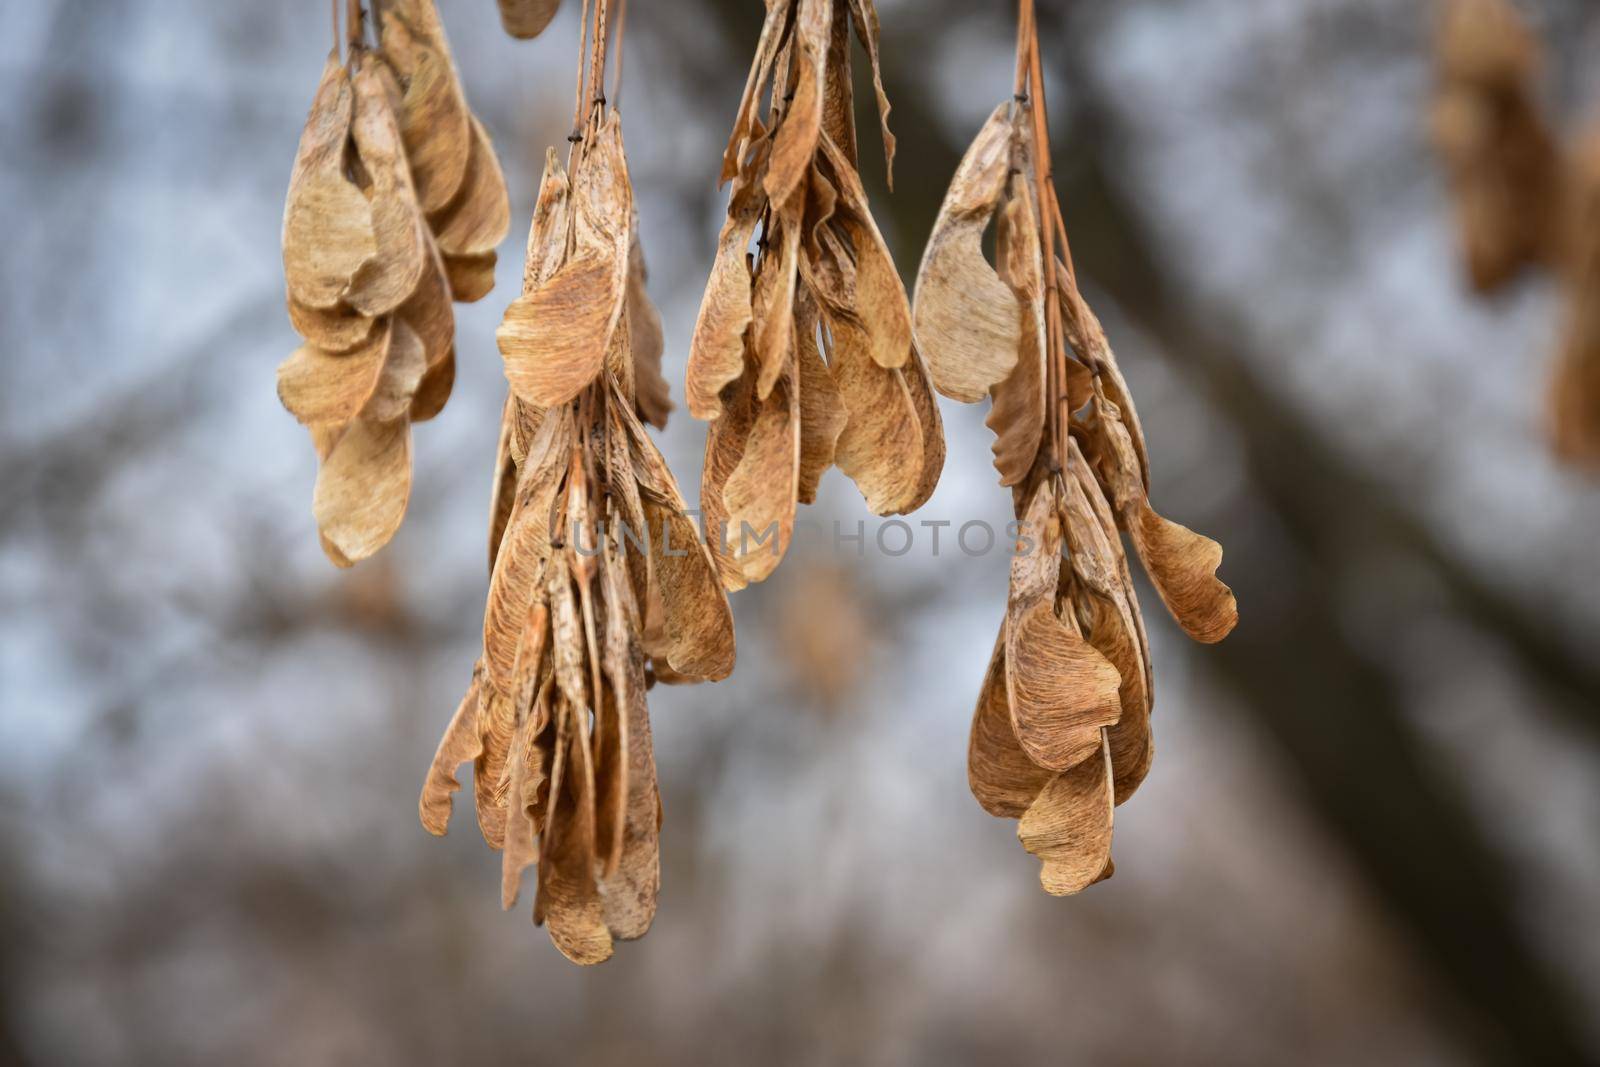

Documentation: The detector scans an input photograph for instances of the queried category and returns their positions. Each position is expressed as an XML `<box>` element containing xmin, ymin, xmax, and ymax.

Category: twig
<box><xmin>570</xmin><ymin>0</ymin><xmax>594</xmax><ymax>156</ymax></box>
<box><xmin>612</xmin><ymin>0</ymin><xmax>629</xmax><ymax>108</ymax></box>
<box><xmin>346</xmin><ymin>0</ymin><xmax>364</xmax><ymax>50</ymax></box>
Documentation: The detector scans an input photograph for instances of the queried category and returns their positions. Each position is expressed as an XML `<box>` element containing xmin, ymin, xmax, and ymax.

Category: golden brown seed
<box><xmin>312</xmin><ymin>417</ymin><xmax>413</xmax><ymax>565</ymax></box>
<box><xmin>282</xmin><ymin>55</ymin><xmax>375</xmax><ymax>311</ymax></box>
<box><xmin>496</xmin><ymin>0</ymin><xmax>561</xmax><ymax>39</ymax></box>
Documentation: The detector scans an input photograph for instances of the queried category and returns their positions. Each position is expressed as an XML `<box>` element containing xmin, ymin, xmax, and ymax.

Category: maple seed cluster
<box><xmin>421</xmin><ymin>0</ymin><xmax>737</xmax><ymax>966</ymax></box>
<box><xmin>1431</xmin><ymin>0</ymin><xmax>1561</xmax><ymax>293</ymax></box>
<box><xmin>686</xmin><ymin>0</ymin><xmax>946</xmax><ymax>590</ymax></box>
<box><xmin>913</xmin><ymin>1</ymin><xmax>1237</xmax><ymax>895</ymax></box>
<box><xmin>275</xmin><ymin>0</ymin><xmax>1246</xmax><ymax>962</ymax></box>
<box><xmin>1431</xmin><ymin>0</ymin><xmax>1600</xmax><ymax>469</ymax></box>
<box><xmin>278</xmin><ymin>0</ymin><xmax>510</xmax><ymax>566</ymax></box>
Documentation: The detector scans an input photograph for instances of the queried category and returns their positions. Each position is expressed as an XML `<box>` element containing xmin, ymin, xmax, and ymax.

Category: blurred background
<box><xmin>4</xmin><ymin>0</ymin><xmax>1600</xmax><ymax>1063</ymax></box>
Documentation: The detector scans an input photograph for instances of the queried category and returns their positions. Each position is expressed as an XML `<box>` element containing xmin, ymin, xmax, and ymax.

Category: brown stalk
<box><xmin>1018</xmin><ymin>0</ymin><xmax>1069</xmax><ymax>476</ymax></box>
<box><xmin>347</xmin><ymin>0</ymin><xmax>364</xmax><ymax>49</ymax></box>
<box><xmin>570</xmin><ymin>0</ymin><xmax>593</xmax><ymax>150</ymax></box>
<box><xmin>588</xmin><ymin>0</ymin><xmax>611</xmax><ymax>120</ymax></box>
<box><xmin>610</xmin><ymin>0</ymin><xmax>629</xmax><ymax>107</ymax></box>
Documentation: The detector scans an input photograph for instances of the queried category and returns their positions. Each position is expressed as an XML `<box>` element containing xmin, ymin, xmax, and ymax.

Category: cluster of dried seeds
<box><xmin>1431</xmin><ymin>0</ymin><xmax>1562</xmax><ymax>292</ymax></box>
<box><xmin>279</xmin><ymin>0</ymin><xmax>510</xmax><ymax>565</ymax></box>
<box><xmin>420</xmin><ymin>0</ymin><xmax>737</xmax><ymax>965</ymax></box>
<box><xmin>914</xmin><ymin>2</ymin><xmax>1237</xmax><ymax>894</ymax></box>
<box><xmin>686</xmin><ymin>0</ymin><xmax>945</xmax><ymax>589</ymax></box>
<box><xmin>1431</xmin><ymin>0</ymin><xmax>1600</xmax><ymax>469</ymax></box>
<box><xmin>271</xmin><ymin>0</ymin><xmax>1261</xmax><ymax>961</ymax></box>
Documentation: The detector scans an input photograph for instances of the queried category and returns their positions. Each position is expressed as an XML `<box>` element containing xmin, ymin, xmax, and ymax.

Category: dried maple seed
<box><xmin>381</xmin><ymin>0</ymin><xmax>474</xmax><ymax>217</ymax></box>
<box><xmin>313</xmin><ymin>416</ymin><xmax>414</xmax><ymax>564</ymax></box>
<box><xmin>432</xmin><ymin>118</ymin><xmax>513</xmax><ymax>259</ymax></box>
<box><xmin>343</xmin><ymin>53</ymin><xmax>429</xmax><ymax>318</ymax></box>
<box><xmin>496</xmin><ymin>0</ymin><xmax>561</xmax><ymax>40</ymax></box>
<box><xmin>443</xmin><ymin>252</ymin><xmax>498</xmax><ymax>303</ymax></box>
<box><xmin>497</xmin><ymin>113</ymin><xmax>632</xmax><ymax>410</ymax></box>
<box><xmin>283</xmin><ymin>55</ymin><xmax>375</xmax><ymax>311</ymax></box>
<box><xmin>917</xmin><ymin>0</ymin><xmax>1237</xmax><ymax>895</ymax></box>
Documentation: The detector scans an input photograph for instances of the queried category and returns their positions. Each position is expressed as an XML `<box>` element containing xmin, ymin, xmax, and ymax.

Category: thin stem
<box><xmin>1013</xmin><ymin>0</ymin><xmax>1032</xmax><ymax>101</ymax></box>
<box><xmin>346</xmin><ymin>0</ymin><xmax>364</xmax><ymax>50</ymax></box>
<box><xmin>588</xmin><ymin>0</ymin><xmax>611</xmax><ymax>117</ymax></box>
<box><xmin>331</xmin><ymin>0</ymin><xmax>341</xmax><ymax>58</ymax></box>
<box><xmin>570</xmin><ymin>0</ymin><xmax>594</xmax><ymax>152</ymax></box>
<box><xmin>611</xmin><ymin>0</ymin><xmax>629</xmax><ymax>109</ymax></box>
<box><xmin>1019</xmin><ymin>0</ymin><xmax>1069</xmax><ymax>471</ymax></box>
<box><xmin>582</xmin><ymin>386</ymin><xmax>601</xmax><ymax>502</ymax></box>
<box><xmin>569</xmin><ymin>405</ymin><xmax>585</xmax><ymax>502</ymax></box>
<box><xmin>1049</xmin><ymin>184</ymin><xmax>1075</xmax><ymax>281</ymax></box>
<box><xmin>598</xmin><ymin>379</ymin><xmax>613</xmax><ymax>496</ymax></box>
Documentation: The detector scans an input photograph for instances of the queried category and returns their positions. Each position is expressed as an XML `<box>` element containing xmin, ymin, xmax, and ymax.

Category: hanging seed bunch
<box><xmin>421</xmin><ymin>0</ymin><xmax>736</xmax><ymax>965</ymax></box>
<box><xmin>1429</xmin><ymin>0</ymin><xmax>1600</xmax><ymax>469</ymax></box>
<box><xmin>279</xmin><ymin>0</ymin><xmax>510</xmax><ymax>566</ymax></box>
<box><xmin>1431</xmin><ymin>0</ymin><xmax>1563</xmax><ymax>293</ymax></box>
<box><xmin>1550</xmin><ymin>130</ymin><xmax>1600</xmax><ymax>467</ymax></box>
<box><xmin>496</xmin><ymin>0</ymin><xmax>561</xmax><ymax>39</ymax></box>
<box><xmin>912</xmin><ymin>1</ymin><xmax>1237</xmax><ymax>895</ymax></box>
<box><xmin>685</xmin><ymin>0</ymin><xmax>945</xmax><ymax>589</ymax></box>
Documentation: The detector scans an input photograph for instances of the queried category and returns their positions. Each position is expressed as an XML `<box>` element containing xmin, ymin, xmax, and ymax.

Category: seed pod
<box><xmin>282</xmin><ymin>55</ymin><xmax>375</xmax><ymax>311</ymax></box>
<box><xmin>343</xmin><ymin>53</ymin><xmax>428</xmax><ymax>318</ymax></box>
<box><xmin>380</xmin><ymin>0</ymin><xmax>475</xmax><ymax>216</ymax></box>
<box><xmin>497</xmin><ymin>114</ymin><xmax>632</xmax><ymax>409</ymax></box>
<box><xmin>313</xmin><ymin>417</ymin><xmax>414</xmax><ymax>565</ymax></box>
<box><xmin>986</xmin><ymin>174</ymin><xmax>1047</xmax><ymax>487</ymax></box>
<box><xmin>496</xmin><ymin>0</ymin><xmax>561</xmax><ymax>40</ymax></box>
<box><xmin>915</xmin><ymin>103</ymin><xmax>1017</xmax><ymax>404</ymax></box>
<box><xmin>628</xmin><ymin>234</ymin><xmax>673</xmax><ymax>430</ymax></box>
